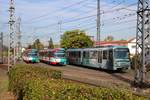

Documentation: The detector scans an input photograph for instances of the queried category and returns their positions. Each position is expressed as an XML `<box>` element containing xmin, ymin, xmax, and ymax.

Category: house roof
<box><xmin>95</xmin><ymin>40</ymin><xmax>128</xmax><ymax>46</ymax></box>
<box><xmin>128</xmin><ymin>37</ymin><xmax>136</xmax><ymax>42</ymax></box>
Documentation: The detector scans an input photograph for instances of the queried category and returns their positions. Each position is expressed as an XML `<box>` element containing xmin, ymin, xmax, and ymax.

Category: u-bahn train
<box><xmin>22</xmin><ymin>49</ymin><xmax>39</xmax><ymax>63</ymax></box>
<box><xmin>67</xmin><ymin>46</ymin><xmax>131</xmax><ymax>71</ymax></box>
<box><xmin>39</xmin><ymin>48</ymin><xmax>67</xmax><ymax>65</ymax></box>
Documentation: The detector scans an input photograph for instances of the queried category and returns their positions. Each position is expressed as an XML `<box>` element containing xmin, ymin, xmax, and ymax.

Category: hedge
<box><xmin>8</xmin><ymin>64</ymin><xmax>148</xmax><ymax>100</ymax></box>
<box><xmin>8</xmin><ymin>64</ymin><xmax>62</xmax><ymax>100</ymax></box>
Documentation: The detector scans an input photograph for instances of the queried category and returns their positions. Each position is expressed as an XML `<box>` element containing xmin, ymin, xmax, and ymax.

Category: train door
<box><xmin>98</xmin><ymin>50</ymin><xmax>102</xmax><ymax>68</ymax></box>
<box><xmin>80</xmin><ymin>50</ymin><xmax>83</xmax><ymax>64</ymax></box>
<box><xmin>101</xmin><ymin>50</ymin><xmax>108</xmax><ymax>69</ymax></box>
<box><xmin>82</xmin><ymin>51</ymin><xmax>89</xmax><ymax>66</ymax></box>
<box><xmin>78</xmin><ymin>51</ymin><xmax>81</xmax><ymax>64</ymax></box>
<box><xmin>48</xmin><ymin>51</ymin><xmax>51</xmax><ymax>63</ymax></box>
<box><xmin>88</xmin><ymin>50</ymin><xmax>99</xmax><ymax>68</ymax></box>
<box><xmin>76</xmin><ymin>51</ymin><xmax>81</xmax><ymax>64</ymax></box>
<box><xmin>108</xmin><ymin>49</ymin><xmax>113</xmax><ymax>70</ymax></box>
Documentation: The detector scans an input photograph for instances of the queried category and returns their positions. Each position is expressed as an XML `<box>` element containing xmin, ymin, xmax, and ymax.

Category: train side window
<box><xmin>83</xmin><ymin>51</ymin><xmax>86</xmax><ymax>58</ymax></box>
<box><xmin>103</xmin><ymin>50</ymin><xmax>107</xmax><ymax>59</ymax></box>
<box><xmin>78</xmin><ymin>51</ymin><xmax>81</xmax><ymax>58</ymax></box>
<box><xmin>89</xmin><ymin>51</ymin><xmax>93</xmax><ymax>59</ymax></box>
<box><xmin>84</xmin><ymin>51</ymin><xmax>89</xmax><ymax>58</ymax></box>
<box><xmin>87</xmin><ymin>51</ymin><xmax>90</xmax><ymax>58</ymax></box>
<box><xmin>90</xmin><ymin>51</ymin><xmax>98</xmax><ymax>59</ymax></box>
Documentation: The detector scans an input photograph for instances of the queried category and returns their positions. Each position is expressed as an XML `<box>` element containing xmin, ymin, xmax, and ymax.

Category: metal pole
<box><xmin>8</xmin><ymin>0</ymin><xmax>15</xmax><ymax>71</ymax></box>
<box><xmin>58</xmin><ymin>20</ymin><xmax>62</xmax><ymax>35</ymax></box>
<box><xmin>1</xmin><ymin>33</ymin><xmax>3</xmax><ymax>64</ymax></box>
<box><xmin>16</xmin><ymin>17</ymin><xmax>21</xmax><ymax>60</ymax></box>
<box><xmin>97</xmin><ymin>0</ymin><xmax>101</xmax><ymax>45</ymax></box>
<box><xmin>135</xmin><ymin>0</ymin><xmax>150</xmax><ymax>85</ymax></box>
<box><xmin>0</xmin><ymin>32</ymin><xmax>3</xmax><ymax>64</ymax></box>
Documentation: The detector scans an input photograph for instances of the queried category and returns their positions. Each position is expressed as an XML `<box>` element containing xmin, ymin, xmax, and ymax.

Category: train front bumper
<box><xmin>50</xmin><ymin>58</ymin><xmax>67</xmax><ymax>65</ymax></box>
<box><xmin>114</xmin><ymin>62</ymin><xmax>130</xmax><ymax>70</ymax></box>
<box><xmin>28</xmin><ymin>57</ymin><xmax>39</xmax><ymax>63</ymax></box>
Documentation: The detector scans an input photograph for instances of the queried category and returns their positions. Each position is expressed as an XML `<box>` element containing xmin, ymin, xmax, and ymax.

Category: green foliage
<box><xmin>44</xmin><ymin>80</ymin><xmax>147</xmax><ymax>100</ymax></box>
<box><xmin>131</xmin><ymin>55</ymin><xmax>142</xmax><ymax>69</ymax></box>
<box><xmin>8</xmin><ymin>64</ymin><xmax>147</xmax><ymax>100</ymax></box>
<box><xmin>8</xmin><ymin>64</ymin><xmax>61</xmax><ymax>99</ymax></box>
<box><xmin>60</xmin><ymin>30</ymin><xmax>93</xmax><ymax>49</ymax></box>
<box><xmin>48</xmin><ymin>37</ymin><xmax>54</xmax><ymax>49</ymax></box>
<box><xmin>104</xmin><ymin>35</ymin><xmax>114</xmax><ymax>41</ymax></box>
<box><xmin>27</xmin><ymin>39</ymin><xmax>44</xmax><ymax>50</ymax></box>
<box><xmin>131</xmin><ymin>55</ymin><xmax>150</xmax><ymax>72</ymax></box>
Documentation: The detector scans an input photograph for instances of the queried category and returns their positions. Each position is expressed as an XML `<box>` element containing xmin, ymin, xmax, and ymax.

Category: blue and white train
<box><xmin>67</xmin><ymin>46</ymin><xmax>131</xmax><ymax>71</ymax></box>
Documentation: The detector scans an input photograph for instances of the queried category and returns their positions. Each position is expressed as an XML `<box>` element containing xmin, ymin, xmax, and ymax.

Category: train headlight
<box><xmin>50</xmin><ymin>57</ymin><xmax>55</xmax><ymax>62</ymax></box>
<box><xmin>29</xmin><ymin>57</ymin><xmax>33</xmax><ymax>60</ymax></box>
<box><xmin>114</xmin><ymin>62</ymin><xmax>118</xmax><ymax>66</ymax></box>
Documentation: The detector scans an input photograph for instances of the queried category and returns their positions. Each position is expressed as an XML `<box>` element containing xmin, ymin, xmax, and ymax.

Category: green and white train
<box><xmin>67</xmin><ymin>46</ymin><xmax>131</xmax><ymax>71</ymax></box>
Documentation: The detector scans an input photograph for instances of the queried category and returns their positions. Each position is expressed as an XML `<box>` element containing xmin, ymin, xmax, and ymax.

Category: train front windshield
<box><xmin>28</xmin><ymin>53</ymin><xmax>38</xmax><ymax>57</ymax></box>
<box><xmin>54</xmin><ymin>53</ymin><xmax>65</xmax><ymax>58</ymax></box>
<box><xmin>114</xmin><ymin>48</ymin><xmax>129</xmax><ymax>59</ymax></box>
<box><xmin>54</xmin><ymin>50</ymin><xmax>66</xmax><ymax>58</ymax></box>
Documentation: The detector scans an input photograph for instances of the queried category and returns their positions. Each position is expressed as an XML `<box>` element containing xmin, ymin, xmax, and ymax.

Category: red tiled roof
<box><xmin>128</xmin><ymin>37</ymin><xmax>136</xmax><ymax>42</ymax></box>
<box><xmin>95</xmin><ymin>40</ymin><xmax>128</xmax><ymax>46</ymax></box>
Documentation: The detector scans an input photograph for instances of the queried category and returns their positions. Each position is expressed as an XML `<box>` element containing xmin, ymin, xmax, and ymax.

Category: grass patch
<box><xmin>0</xmin><ymin>78</ymin><xmax>8</xmax><ymax>94</ymax></box>
<box><xmin>0</xmin><ymin>70</ymin><xmax>8</xmax><ymax>94</ymax></box>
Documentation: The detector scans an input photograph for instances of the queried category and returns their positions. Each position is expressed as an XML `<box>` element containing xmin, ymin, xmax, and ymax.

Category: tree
<box><xmin>60</xmin><ymin>30</ymin><xmax>93</xmax><ymax>49</ymax></box>
<box><xmin>104</xmin><ymin>36</ymin><xmax>114</xmax><ymax>41</ymax></box>
<box><xmin>27</xmin><ymin>44</ymin><xmax>32</xmax><ymax>49</ymax></box>
<box><xmin>48</xmin><ymin>37</ymin><xmax>54</xmax><ymax>49</ymax></box>
<box><xmin>27</xmin><ymin>39</ymin><xmax>44</xmax><ymax>50</ymax></box>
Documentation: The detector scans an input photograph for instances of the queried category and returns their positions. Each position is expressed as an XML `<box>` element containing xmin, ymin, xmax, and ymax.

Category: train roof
<box><xmin>99</xmin><ymin>45</ymin><xmax>128</xmax><ymax>49</ymax></box>
<box><xmin>24</xmin><ymin>49</ymin><xmax>38</xmax><ymax>52</ymax></box>
<box><xmin>25</xmin><ymin>49</ymin><xmax>38</xmax><ymax>51</ymax></box>
<box><xmin>67</xmin><ymin>46</ymin><xmax>128</xmax><ymax>51</ymax></box>
<box><xmin>39</xmin><ymin>48</ymin><xmax>65</xmax><ymax>52</ymax></box>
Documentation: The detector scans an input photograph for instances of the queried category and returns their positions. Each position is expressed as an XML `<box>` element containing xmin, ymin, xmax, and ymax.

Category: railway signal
<box><xmin>135</xmin><ymin>0</ymin><xmax>150</xmax><ymax>86</ymax></box>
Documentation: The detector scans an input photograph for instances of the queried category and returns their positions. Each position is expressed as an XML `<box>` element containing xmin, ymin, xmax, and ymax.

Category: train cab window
<box><xmin>103</xmin><ymin>50</ymin><xmax>108</xmax><ymax>59</ymax></box>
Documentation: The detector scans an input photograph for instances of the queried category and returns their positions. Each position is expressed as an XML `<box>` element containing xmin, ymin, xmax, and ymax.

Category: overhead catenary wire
<box><xmin>32</xmin><ymin>3</ymin><xmax>137</xmax><ymax>30</ymax></box>
<box><xmin>24</xmin><ymin>1</ymin><xmax>137</xmax><ymax>25</ymax></box>
<box><xmin>24</xmin><ymin>0</ymin><xmax>90</xmax><ymax>23</ymax></box>
<box><xmin>18</xmin><ymin>0</ymin><xmax>138</xmax><ymax>44</ymax></box>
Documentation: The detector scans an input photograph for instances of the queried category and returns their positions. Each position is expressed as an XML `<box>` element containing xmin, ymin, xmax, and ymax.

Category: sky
<box><xmin>0</xmin><ymin>0</ymin><xmax>142</xmax><ymax>47</ymax></box>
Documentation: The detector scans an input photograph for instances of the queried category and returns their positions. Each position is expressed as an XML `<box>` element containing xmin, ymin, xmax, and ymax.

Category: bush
<box><xmin>8</xmin><ymin>64</ymin><xmax>61</xmax><ymax>100</ymax></box>
<box><xmin>8</xmin><ymin>64</ymin><xmax>147</xmax><ymax>100</ymax></box>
